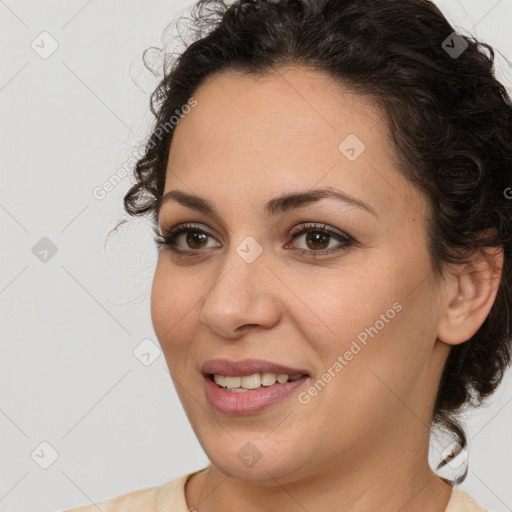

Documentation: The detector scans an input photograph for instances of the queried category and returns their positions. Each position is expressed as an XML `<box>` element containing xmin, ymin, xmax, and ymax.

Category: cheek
<box><xmin>298</xmin><ymin>259</ymin><xmax>436</xmax><ymax>382</ymax></box>
<box><xmin>150</xmin><ymin>263</ymin><xmax>172</xmax><ymax>341</ymax></box>
<box><xmin>293</xmin><ymin>263</ymin><xmax>400</xmax><ymax>350</ymax></box>
<box><xmin>150</xmin><ymin>261</ymin><xmax>200</xmax><ymax>357</ymax></box>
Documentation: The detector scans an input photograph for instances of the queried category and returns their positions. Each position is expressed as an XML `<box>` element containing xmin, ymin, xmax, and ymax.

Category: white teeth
<box><xmin>241</xmin><ymin>374</ymin><xmax>261</xmax><ymax>389</ymax></box>
<box><xmin>213</xmin><ymin>372</ymin><xmax>305</xmax><ymax>390</ymax></box>
<box><xmin>224</xmin><ymin>376</ymin><xmax>241</xmax><ymax>388</ymax></box>
<box><xmin>213</xmin><ymin>374</ymin><xmax>226</xmax><ymax>387</ymax></box>
<box><xmin>261</xmin><ymin>372</ymin><xmax>277</xmax><ymax>386</ymax></box>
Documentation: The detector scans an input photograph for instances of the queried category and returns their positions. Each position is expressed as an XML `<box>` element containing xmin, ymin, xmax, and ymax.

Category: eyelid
<box><xmin>289</xmin><ymin>222</ymin><xmax>350</xmax><ymax>239</ymax></box>
<box><xmin>156</xmin><ymin>221</ymin><xmax>355</xmax><ymax>258</ymax></box>
<box><xmin>159</xmin><ymin>222</ymin><xmax>220</xmax><ymax>246</ymax></box>
<box><xmin>155</xmin><ymin>223</ymin><xmax>220</xmax><ymax>256</ymax></box>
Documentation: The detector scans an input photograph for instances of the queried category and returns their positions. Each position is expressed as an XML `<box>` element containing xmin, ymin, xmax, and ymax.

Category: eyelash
<box><xmin>154</xmin><ymin>222</ymin><xmax>354</xmax><ymax>258</ymax></box>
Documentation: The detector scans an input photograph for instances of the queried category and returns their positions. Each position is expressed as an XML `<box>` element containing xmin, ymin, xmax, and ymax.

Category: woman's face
<box><xmin>151</xmin><ymin>66</ymin><xmax>450</xmax><ymax>483</ymax></box>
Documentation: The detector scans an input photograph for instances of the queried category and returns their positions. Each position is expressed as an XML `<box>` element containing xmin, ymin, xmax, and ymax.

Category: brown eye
<box><xmin>303</xmin><ymin>231</ymin><xmax>330</xmax><ymax>251</ymax></box>
<box><xmin>287</xmin><ymin>223</ymin><xmax>354</xmax><ymax>257</ymax></box>
<box><xmin>155</xmin><ymin>221</ymin><xmax>354</xmax><ymax>258</ymax></box>
<box><xmin>184</xmin><ymin>231</ymin><xmax>209</xmax><ymax>249</ymax></box>
<box><xmin>155</xmin><ymin>223</ymin><xmax>220</xmax><ymax>254</ymax></box>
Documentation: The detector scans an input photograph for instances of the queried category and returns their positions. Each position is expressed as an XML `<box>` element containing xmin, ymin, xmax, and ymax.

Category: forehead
<box><xmin>170</xmin><ymin>66</ymin><xmax>380</xmax><ymax>160</ymax></box>
<box><xmin>164</xmin><ymin>66</ymin><xmax>427</xmax><ymax>223</ymax></box>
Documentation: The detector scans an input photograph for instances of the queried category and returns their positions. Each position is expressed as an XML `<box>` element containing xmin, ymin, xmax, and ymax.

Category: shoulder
<box><xmin>61</xmin><ymin>470</ymin><xmax>201</xmax><ymax>512</ymax></box>
<box><xmin>446</xmin><ymin>487</ymin><xmax>492</xmax><ymax>512</ymax></box>
<box><xmin>62</xmin><ymin>485</ymin><xmax>161</xmax><ymax>512</ymax></box>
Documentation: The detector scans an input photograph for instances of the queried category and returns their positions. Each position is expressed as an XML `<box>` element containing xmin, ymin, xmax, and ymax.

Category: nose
<box><xmin>199</xmin><ymin>243</ymin><xmax>281</xmax><ymax>338</ymax></box>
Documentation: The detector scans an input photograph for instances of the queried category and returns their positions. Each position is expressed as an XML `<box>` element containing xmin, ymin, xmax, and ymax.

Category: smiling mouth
<box><xmin>208</xmin><ymin>372</ymin><xmax>308</xmax><ymax>392</ymax></box>
<box><xmin>203</xmin><ymin>370</ymin><xmax>311</xmax><ymax>414</ymax></box>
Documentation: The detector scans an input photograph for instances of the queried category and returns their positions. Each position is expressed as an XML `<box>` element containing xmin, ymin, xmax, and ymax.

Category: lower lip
<box><xmin>204</xmin><ymin>374</ymin><xmax>310</xmax><ymax>415</ymax></box>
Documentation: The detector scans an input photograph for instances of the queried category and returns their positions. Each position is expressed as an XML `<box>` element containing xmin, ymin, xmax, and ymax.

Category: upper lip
<box><xmin>201</xmin><ymin>358</ymin><xmax>310</xmax><ymax>377</ymax></box>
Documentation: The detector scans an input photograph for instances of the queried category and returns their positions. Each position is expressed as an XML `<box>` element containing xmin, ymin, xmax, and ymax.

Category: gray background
<box><xmin>1</xmin><ymin>1</ymin><xmax>511</xmax><ymax>511</ymax></box>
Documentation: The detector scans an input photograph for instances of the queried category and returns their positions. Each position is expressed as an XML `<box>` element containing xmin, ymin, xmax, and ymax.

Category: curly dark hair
<box><xmin>121</xmin><ymin>0</ymin><xmax>512</xmax><ymax>483</ymax></box>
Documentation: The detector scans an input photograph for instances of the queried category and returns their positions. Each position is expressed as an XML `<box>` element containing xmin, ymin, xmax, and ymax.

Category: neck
<box><xmin>185</xmin><ymin>432</ymin><xmax>453</xmax><ymax>512</ymax></box>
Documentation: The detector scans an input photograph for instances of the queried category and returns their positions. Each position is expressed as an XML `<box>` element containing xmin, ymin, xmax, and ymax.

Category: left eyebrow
<box><xmin>155</xmin><ymin>185</ymin><xmax>378</xmax><ymax>223</ymax></box>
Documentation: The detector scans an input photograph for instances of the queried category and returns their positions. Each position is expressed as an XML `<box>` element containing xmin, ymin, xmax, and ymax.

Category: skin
<box><xmin>150</xmin><ymin>65</ymin><xmax>503</xmax><ymax>512</ymax></box>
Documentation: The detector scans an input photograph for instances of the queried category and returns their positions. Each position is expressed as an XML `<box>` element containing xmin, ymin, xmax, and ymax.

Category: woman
<box><xmin>65</xmin><ymin>0</ymin><xmax>512</xmax><ymax>510</ymax></box>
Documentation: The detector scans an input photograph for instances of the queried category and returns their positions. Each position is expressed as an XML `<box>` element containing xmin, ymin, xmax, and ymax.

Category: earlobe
<box><xmin>437</xmin><ymin>246</ymin><xmax>503</xmax><ymax>346</ymax></box>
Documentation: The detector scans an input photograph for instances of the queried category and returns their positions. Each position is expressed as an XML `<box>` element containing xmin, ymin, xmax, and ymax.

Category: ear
<box><xmin>437</xmin><ymin>245</ymin><xmax>504</xmax><ymax>346</ymax></box>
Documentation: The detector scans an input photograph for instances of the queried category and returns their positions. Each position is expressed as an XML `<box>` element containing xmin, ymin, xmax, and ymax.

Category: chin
<box><xmin>202</xmin><ymin>437</ymin><xmax>308</xmax><ymax>483</ymax></box>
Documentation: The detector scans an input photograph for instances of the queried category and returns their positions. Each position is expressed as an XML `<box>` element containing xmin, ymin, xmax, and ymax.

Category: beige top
<box><xmin>63</xmin><ymin>468</ymin><xmax>490</xmax><ymax>512</ymax></box>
